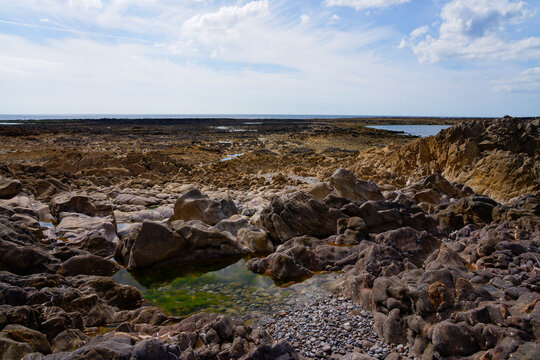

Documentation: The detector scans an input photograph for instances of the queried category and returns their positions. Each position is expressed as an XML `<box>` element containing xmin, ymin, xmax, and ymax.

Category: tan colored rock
<box><xmin>238</xmin><ymin>227</ymin><xmax>273</xmax><ymax>253</ymax></box>
<box><xmin>352</xmin><ymin>117</ymin><xmax>540</xmax><ymax>201</ymax></box>
<box><xmin>307</xmin><ymin>182</ymin><xmax>333</xmax><ymax>199</ymax></box>
<box><xmin>329</xmin><ymin>168</ymin><xmax>384</xmax><ymax>202</ymax></box>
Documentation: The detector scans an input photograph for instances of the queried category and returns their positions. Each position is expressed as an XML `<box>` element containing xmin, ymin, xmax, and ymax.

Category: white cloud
<box><xmin>331</xmin><ymin>14</ymin><xmax>340</xmax><ymax>22</ymax></box>
<box><xmin>182</xmin><ymin>1</ymin><xmax>269</xmax><ymax>33</ymax></box>
<box><xmin>0</xmin><ymin>0</ymin><xmax>538</xmax><ymax>115</ymax></box>
<box><xmin>179</xmin><ymin>0</ymin><xmax>270</xmax><ymax>51</ymax></box>
<box><xmin>300</xmin><ymin>14</ymin><xmax>310</xmax><ymax>24</ymax></box>
<box><xmin>69</xmin><ymin>0</ymin><xmax>103</xmax><ymax>10</ymax></box>
<box><xmin>493</xmin><ymin>67</ymin><xmax>540</xmax><ymax>93</ymax></box>
<box><xmin>325</xmin><ymin>0</ymin><xmax>410</xmax><ymax>11</ymax></box>
<box><xmin>401</xmin><ymin>0</ymin><xmax>540</xmax><ymax>63</ymax></box>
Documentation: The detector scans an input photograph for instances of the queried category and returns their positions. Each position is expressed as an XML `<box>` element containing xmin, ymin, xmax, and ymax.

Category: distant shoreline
<box><xmin>0</xmin><ymin>115</ymin><xmax>505</xmax><ymax>126</ymax></box>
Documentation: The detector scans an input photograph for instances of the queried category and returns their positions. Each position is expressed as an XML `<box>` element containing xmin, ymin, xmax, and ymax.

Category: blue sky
<box><xmin>0</xmin><ymin>0</ymin><xmax>539</xmax><ymax>116</ymax></box>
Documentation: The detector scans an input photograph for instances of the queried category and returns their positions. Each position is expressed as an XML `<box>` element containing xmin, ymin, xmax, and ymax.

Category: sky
<box><xmin>0</xmin><ymin>0</ymin><xmax>539</xmax><ymax>116</ymax></box>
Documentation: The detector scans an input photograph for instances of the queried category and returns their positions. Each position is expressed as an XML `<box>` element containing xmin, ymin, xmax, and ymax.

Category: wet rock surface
<box><xmin>0</xmin><ymin>116</ymin><xmax>539</xmax><ymax>359</ymax></box>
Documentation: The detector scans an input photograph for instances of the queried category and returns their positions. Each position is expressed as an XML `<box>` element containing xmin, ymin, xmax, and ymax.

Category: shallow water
<box><xmin>365</xmin><ymin>124</ymin><xmax>451</xmax><ymax>137</ymax></box>
<box><xmin>116</xmin><ymin>223</ymin><xmax>135</xmax><ymax>231</ymax></box>
<box><xmin>220</xmin><ymin>153</ymin><xmax>244</xmax><ymax>162</ymax></box>
<box><xmin>213</xmin><ymin>126</ymin><xmax>257</xmax><ymax>132</ymax></box>
<box><xmin>39</xmin><ymin>221</ymin><xmax>55</xmax><ymax>228</ymax></box>
<box><xmin>113</xmin><ymin>258</ymin><xmax>340</xmax><ymax>322</ymax></box>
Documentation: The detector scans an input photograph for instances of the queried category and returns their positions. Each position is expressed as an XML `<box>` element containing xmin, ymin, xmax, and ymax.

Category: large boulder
<box><xmin>374</xmin><ymin>227</ymin><xmax>440</xmax><ymax>268</ymax></box>
<box><xmin>0</xmin><ymin>325</ymin><xmax>51</xmax><ymax>355</ymax></box>
<box><xmin>436</xmin><ymin>195</ymin><xmax>499</xmax><ymax>230</ymax></box>
<box><xmin>57</xmin><ymin>254</ymin><xmax>120</xmax><ymax>277</ymax></box>
<box><xmin>50</xmin><ymin>193</ymin><xmax>113</xmax><ymax>220</ymax></box>
<box><xmin>169</xmin><ymin>189</ymin><xmax>237</xmax><ymax>225</ymax></box>
<box><xmin>247</xmin><ymin>236</ymin><xmax>359</xmax><ymax>282</ymax></box>
<box><xmin>0</xmin><ymin>179</ymin><xmax>22</xmax><ymax>199</ymax></box>
<box><xmin>329</xmin><ymin>168</ymin><xmax>384</xmax><ymax>202</ymax></box>
<box><xmin>432</xmin><ymin>321</ymin><xmax>478</xmax><ymax>357</ymax></box>
<box><xmin>56</xmin><ymin>213</ymin><xmax>117</xmax><ymax>243</ymax></box>
<box><xmin>0</xmin><ymin>239</ymin><xmax>58</xmax><ymax>275</ymax></box>
<box><xmin>260</xmin><ymin>191</ymin><xmax>343</xmax><ymax>244</ymax></box>
<box><xmin>115</xmin><ymin>221</ymin><xmax>186</xmax><ymax>269</ymax></box>
<box><xmin>116</xmin><ymin>220</ymin><xmax>247</xmax><ymax>269</ymax></box>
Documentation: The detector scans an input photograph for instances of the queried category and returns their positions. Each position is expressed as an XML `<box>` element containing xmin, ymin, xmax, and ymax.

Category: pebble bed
<box><xmin>261</xmin><ymin>294</ymin><xmax>415</xmax><ymax>360</ymax></box>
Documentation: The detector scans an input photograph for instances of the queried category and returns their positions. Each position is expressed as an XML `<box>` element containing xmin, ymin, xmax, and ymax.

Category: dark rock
<box><xmin>115</xmin><ymin>220</ymin><xmax>186</xmax><ymax>269</ymax></box>
<box><xmin>0</xmin><ymin>239</ymin><xmax>59</xmax><ymax>275</ymax></box>
<box><xmin>169</xmin><ymin>189</ymin><xmax>237</xmax><ymax>225</ymax></box>
<box><xmin>431</xmin><ymin>321</ymin><xmax>478</xmax><ymax>356</ymax></box>
<box><xmin>57</xmin><ymin>254</ymin><xmax>120</xmax><ymax>277</ymax></box>
<box><xmin>0</xmin><ymin>179</ymin><xmax>22</xmax><ymax>199</ymax></box>
<box><xmin>240</xmin><ymin>340</ymin><xmax>299</xmax><ymax>360</ymax></box>
<box><xmin>260</xmin><ymin>192</ymin><xmax>343</xmax><ymax>243</ymax></box>
<box><xmin>50</xmin><ymin>193</ymin><xmax>107</xmax><ymax>219</ymax></box>
<box><xmin>0</xmin><ymin>324</ymin><xmax>51</xmax><ymax>354</ymax></box>
<box><xmin>51</xmin><ymin>329</ymin><xmax>89</xmax><ymax>353</ymax></box>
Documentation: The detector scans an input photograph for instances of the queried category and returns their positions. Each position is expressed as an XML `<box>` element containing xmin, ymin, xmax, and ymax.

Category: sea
<box><xmin>0</xmin><ymin>114</ymin><xmax>454</xmax><ymax>137</ymax></box>
<box><xmin>0</xmin><ymin>114</ymin><xmax>377</xmax><ymax>121</ymax></box>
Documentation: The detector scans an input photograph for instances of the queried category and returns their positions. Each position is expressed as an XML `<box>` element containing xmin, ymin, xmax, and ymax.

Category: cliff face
<box><xmin>352</xmin><ymin>117</ymin><xmax>540</xmax><ymax>202</ymax></box>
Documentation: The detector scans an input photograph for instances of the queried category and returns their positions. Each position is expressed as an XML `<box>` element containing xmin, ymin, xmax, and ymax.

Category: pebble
<box><xmin>259</xmin><ymin>292</ymin><xmax>412</xmax><ymax>360</ymax></box>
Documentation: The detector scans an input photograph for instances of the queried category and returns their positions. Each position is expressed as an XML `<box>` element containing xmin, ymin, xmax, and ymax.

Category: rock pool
<box><xmin>113</xmin><ymin>257</ymin><xmax>340</xmax><ymax>323</ymax></box>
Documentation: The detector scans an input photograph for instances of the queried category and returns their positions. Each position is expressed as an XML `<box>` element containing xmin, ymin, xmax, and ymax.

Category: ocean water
<box><xmin>0</xmin><ymin>114</ymin><xmax>368</xmax><ymax>121</ymax></box>
<box><xmin>365</xmin><ymin>124</ymin><xmax>452</xmax><ymax>137</ymax></box>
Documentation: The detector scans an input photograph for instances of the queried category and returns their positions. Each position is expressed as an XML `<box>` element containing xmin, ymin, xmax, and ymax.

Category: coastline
<box><xmin>0</xmin><ymin>116</ymin><xmax>538</xmax><ymax>360</ymax></box>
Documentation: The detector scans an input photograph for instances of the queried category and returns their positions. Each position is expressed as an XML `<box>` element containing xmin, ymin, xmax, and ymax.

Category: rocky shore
<box><xmin>0</xmin><ymin>116</ymin><xmax>538</xmax><ymax>359</ymax></box>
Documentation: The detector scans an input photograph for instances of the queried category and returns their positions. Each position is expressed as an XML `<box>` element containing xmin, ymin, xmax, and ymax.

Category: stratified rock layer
<box><xmin>352</xmin><ymin>117</ymin><xmax>539</xmax><ymax>201</ymax></box>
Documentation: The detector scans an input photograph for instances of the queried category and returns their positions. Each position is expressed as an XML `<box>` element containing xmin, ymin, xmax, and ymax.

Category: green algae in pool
<box><xmin>112</xmin><ymin>257</ymin><xmax>339</xmax><ymax>321</ymax></box>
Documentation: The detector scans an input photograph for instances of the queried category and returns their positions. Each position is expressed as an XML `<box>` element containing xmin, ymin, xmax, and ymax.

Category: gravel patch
<box><xmin>261</xmin><ymin>294</ymin><xmax>415</xmax><ymax>360</ymax></box>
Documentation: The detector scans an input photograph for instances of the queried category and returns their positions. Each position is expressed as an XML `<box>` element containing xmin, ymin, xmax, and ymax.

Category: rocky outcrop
<box><xmin>329</xmin><ymin>168</ymin><xmax>384</xmax><ymax>202</ymax></box>
<box><xmin>50</xmin><ymin>193</ymin><xmax>113</xmax><ymax>220</ymax></box>
<box><xmin>260</xmin><ymin>192</ymin><xmax>343</xmax><ymax>244</ymax></box>
<box><xmin>352</xmin><ymin>117</ymin><xmax>540</xmax><ymax>201</ymax></box>
<box><xmin>1</xmin><ymin>117</ymin><xmax>538</xmax><ymax>360</ymax></box>
<box><xmin>115</xmin><ymin>220</ymin><xmax>248</xmax><ymax>269</ymax></box>
<box><xmin>21</xmin><ymin>312</ymin><xmax>298</xmax><ymax>360</ymax></box>
<box><xmin>0</xmin><ymin>179</ymin><xmax>22</xmax><ymax>199</ymax></box>
<box><xmin>169</xmin><ymin>189</ymin><xmax>237</xmax><ymax>225</ymax></box>
<box><xmin>57</xmin><ymin>254</ymin><xmax>120</xmax><ymax>277</ymax></box>
<box><xmin>338</xmin><ymin>192</ymin><xmax>540</xmax><ymax>359</ymax></box>
<box><xmin>0</xmin><ymin>266</ymin><xmax>296</xmax><ymax>359</ymax></box>
<box><xmin>247</xmin><ymin>236</ymin><xmax>360</xmax><ymax>282</ymax></box>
